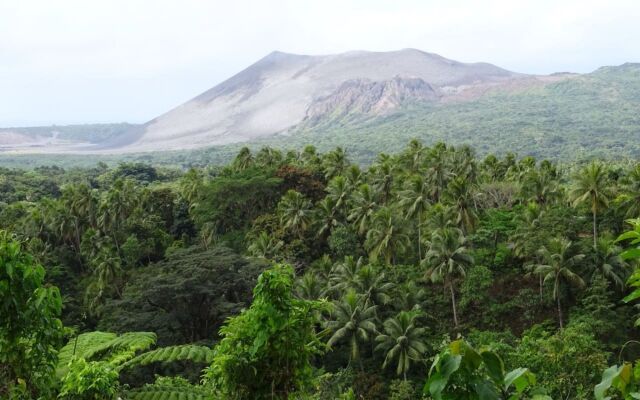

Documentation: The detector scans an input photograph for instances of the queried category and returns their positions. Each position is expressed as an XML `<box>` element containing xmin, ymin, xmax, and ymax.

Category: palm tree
<box><xmin>592</xmin><ymin>237</ymin><xmax>630</xmax><ymax>290</ymax></box>
<box><xmin>375</xmin><ymin>311</ymin><xmax>428</xmax><ymax>380</ymax></box>
<box><xmin>365</xmin><ymin>207</ymin><xmax>410</xmax><ymax>265</ymax></box>
<box><xmin>277</xmin><ymin>190</ymin><xmax>312</xmax><ymax>238</ymax></box>
<box><xmin>510</xmin><ymin>202</ymin><xmax>543</xmax><ymax>260</ymax></box>
<box><xmin>296</xmin><ymin>272</ymin><xmax>326</xmax><ymax>300</ymax></box>
<box><xmin>247</xmin><ymin>231</ymin><xmax>284</xmax><ymax>260</ymax></box>
<box><xmin>98</xmin><ymin>179</ymin><xmax>139</xmax><ymax>255</ymax></box>
<box><xmin>424</xmin><ymin>203</ymin><xmax>456</xmax><ymax>234</ymax></box>
<box><xmin>91</xmin><ymin>247</ymin><xmax>123</xmax><ymax>298</ymax></box>
<box><xmin>326</xmin><ymin>175</ymin><xmax>351</xmax><ymax>217</ymax></box>
<box><xmin>348</xmin><ymin>183</ymin><xmax>377</xmax><ymax>236</ymax></box>
<box><xmin>354</xmin><ymin>265</ymin><xmax>394</xmax><ymax>307</ymax></box>
<box><xmin>329</xmin><ymin>256</ymin><xmax>365</xmax><ymax>295</ymax></box>
<box><xmin>520</xmin><ymin>168</ymin><xmax>560</xmax><ymax>206</ymax></box>
<box><xmin>423</xmin><ymin>228</ymin><xmax>473</xmax><ymax>329</ymax></box>
<box><xmin>255</xmin><ymin>147</ymin><xmax>283</xmax><ymax>168</ymax></box>
<box><xmin>402</xmin><ymin>139</ymin><xmax>426</xmax><ymax>173</ymax></box>
<box><xmin>370</xmin><ymin>156</ymin><xmax>396</xmax><ymax>204</ymax></box>
<box><xmin>569</xmin><ymin>162</ymin><xmax>613</xmax><ymax>247</ymax></box>
<box><xmin>345</xmin><ymin>165</ymin><xmax>363</xmax><ymax>187</ymax></box>
<box><xmin>322</xmin><ymin>147</ymin><xmax>348</xmax><ymax>180</ymax></box>
<box><xmin>326</xmin><ymin>290</ymin><xmax>378</xmax><ymax>368</ymax></box>
<box><xmin>231</xmin><ymin>146</ymin><xmax>254</xmax><ymax>171</ymax></box>
<box><xmin>533</xmin><ymin>237</ymin><xmax>586</xmax><ymax>329</ymax></box>
<box><xmin>426</xmin><ymin>143</ymin><xmax>452</xmax><ymax>202</ymax></box>
<box><xmin>444</xmin><ymin>176</ymin><xmax>478</xmax><ymax>234</ymax></box>
<box><xmin>314</xmin><ymin>197</ymin><xmax>339</xmax><ymax>238</ymax></box>
<box><xmin>620</xmin><ymin>164</ymin><xmax>640</xmax><ymax>219</ymax></box>
<box><xmin>398</xmin><ymin>175</ymin><xmax>430</xmax><ymax>260</ymax></box>
<box><xmin>300</xmin><ymin>145</ymin><xmax>321</xmax><ymax>169</ymax></box>
<box><xmin>179</xmin><ymin>168</ymin><xmax>204</xmax><ymax>205</ymax></box>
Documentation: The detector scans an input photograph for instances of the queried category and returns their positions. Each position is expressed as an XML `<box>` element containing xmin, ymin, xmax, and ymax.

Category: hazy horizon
<box><xmin>2</xmin><ymin>0</ymin><xmax>639</xmax><ymax>127</ymax></box>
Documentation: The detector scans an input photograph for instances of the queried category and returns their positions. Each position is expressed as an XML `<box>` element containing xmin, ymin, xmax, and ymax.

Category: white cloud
<box><xmin>1</xmin><ymin>0</ymin><xmax>639</xmax><ymax>125</ymax></box>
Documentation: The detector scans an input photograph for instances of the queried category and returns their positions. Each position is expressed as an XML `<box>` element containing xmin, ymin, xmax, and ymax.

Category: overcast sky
<box><xmin>1</xmin><ymin>0</ymin><xmax>639</xmax><ymax>127</ymax></box>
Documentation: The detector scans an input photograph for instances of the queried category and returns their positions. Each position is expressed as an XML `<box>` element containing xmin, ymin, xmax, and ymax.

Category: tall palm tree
<box><xmin>344</xmin><ymin>165</ymin><xmax>363</xmax><ymax>187</ymax></box>
<box><xmin>348</xmin><ymin>183</ymin><xmax>377</xmax><ymax>236</ymax></box>
<box><xmin>354</xmin><ymin>265</ymin><xmax>394</xmax><ymax>307</ymax></box>
<box><xmin>569</xmin><ymin>162</ymin><xmax>613</xmax><ymax>247</ymax></box>
<box><xmin>365</xmin><ymin>207</ymin><xmax>410</xmax><ymax>265</ymax></box>
<box><xmin>322</xmin><ymin>147</ymin><xmax>348</xmax><ymax>180</ymax></box>
<box><xmin>255</xmin><ymin>147</ymin><xmax>283</xmax><ymax>168</ymax></box>
<box><xmin>231</xmin><ymin>146</ymin><xmax>254</xmax><ymax>171</ymax></box>
<box><xmin>247</xmin><ymin>231</ymin><xmax>284</xmax><ymax>260</ymax></box>
<box><xmin>398</xmin><ymin>175</ymin><xmax>430</xmax><ymax>260</ymax></box>
<box><xmin>375</xmin><ymin>311</ymin><xmax>428</xmax><ymax>380</ymax></box>
<box><xmin>277</xmin><ymin>190</ymin><xmax>312</xmax><ymax>239</ymax></box>
<box><xmin>426</xmin><ymin>143</ymin><xmax>452</xmax><ymax>202</ymax></box>
<box><xmin>314</xmin><ymin>197</ymin><xmax>339</xmax><ymax>238</ymax></box>
<box><xmin>296</xmin><ymin>272</ymin><xmax>326</xmax><ymax>300</ymax></box>
<box><xmin>401</xmin><ymin>139</ymin><xmax>426</xmax><ymax>173</ymax></box>
<box><xmin>329</xmin><ymin>256</ymin><xmax>365</xmax><ymax>295</ymax></box>
<box><xmin>510</xmin><ymin>202</ymin><xmax>543</xmax><ymax>260</ymax></box>
<box><xmin>370</xmin><ymin>156</ymin><xmax>396</xmax><ymax>205</ymax></box>
<box><xmin>533</xmin><ymin>237</ymin><xmax>586</xmax><ymax>329</ymax></box>
<box><xmin>520</xmin><ymin>168</ymin><xmax>560</xmax><ymax>206</ymax></box>
<box><xmin>91</xmin><ymin>247</ymin><xmax>123</xmax><ymax>298</ymax></box>
<box><xmin>179</xmin><ymin>168</ymin><xmax>204</xmax><ymax>206</ymax></box>
<box><xmin>444</xmin><ymin>176</ymin><xmax>478</xmax><ymax>234</ymax></box>
<box><xmin>620</xmin><ymin>164</ymin><xmax>640</xmax><ymax>219</ymax></box>
<box><xmin>424</xmin><ymin>203</ymin><xmax>456</xmax><ymax>234</ymax></box>
<box><xmin>592</xmin><ymin>237</ymin><xmax>630</xmax><ymax>290</ymax></box>
<box><xmin>326</xmin><ymin>290</ymin><xmax>378</xmax><ymax>369</ymax></box>
<box><xmin>326</xmin><ymin>176</ymin><xmax>351</xmax><ymax>217</ymax></box>
<box><xmin>423</xmin><ymin>228</ymin><xmax>473</xmax><ymax>329</ymax></box>
<box><xmin>300</xmin><ymin>145</ymin><xmax>321</xmax><ymax>169</ymax></box>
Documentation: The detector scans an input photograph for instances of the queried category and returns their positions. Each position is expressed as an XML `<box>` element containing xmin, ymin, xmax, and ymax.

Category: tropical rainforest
<box><xmin>2</xmin><ymin>140</ymin><xmax>640</xmax><ymax>399</ymax></box>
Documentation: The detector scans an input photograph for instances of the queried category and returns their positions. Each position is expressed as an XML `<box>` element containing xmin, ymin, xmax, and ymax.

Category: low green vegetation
<box><xmin>1</xmin><ymin>140</ymin><xmax>640</xmax><ymax>399</ymax></box>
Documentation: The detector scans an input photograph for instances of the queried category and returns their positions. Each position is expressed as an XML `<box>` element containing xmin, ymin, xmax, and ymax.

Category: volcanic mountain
<box><xmin>109</xmin><ymin>49</ymin><xmax>527</xmax><ymax>151</ymax></box>
<box><xmin>4</xmin><ymin>50</ymin><xmax>640</xmax><ymax>162</ymax></box>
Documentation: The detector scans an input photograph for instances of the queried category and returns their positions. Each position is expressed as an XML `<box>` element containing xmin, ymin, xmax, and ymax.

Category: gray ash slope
<box><xmin>114</xmin><ymin>49</ymin><xmax>525</xmax><ymax>152</ymax></box>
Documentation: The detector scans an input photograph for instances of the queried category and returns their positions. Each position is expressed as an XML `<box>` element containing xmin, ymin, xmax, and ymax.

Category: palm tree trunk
<box><xmin>593</xmin><ymin>208</ymin><xmax>598</xmax><ymax>248</ymax></box>
<box><xmin>539</xmin><ymin>275</ymin><xmax>543</xmax><ymax>301</ymax></box>
<box><xmin>449</xmin><ymin>282</ymin><xmax>459</xmax><ymax>329</ymax></box>
<box><xmin>417</xmin><ymin>224</ymin><xmax>422</xmax><ymax>261</ymax></box>
<box><xmin>556</xmin><ymin>294</ymin><xmax>563</xmax><ymax>330</ymax></box>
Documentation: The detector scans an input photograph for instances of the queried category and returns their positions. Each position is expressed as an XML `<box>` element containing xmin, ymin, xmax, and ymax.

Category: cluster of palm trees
<box><xmin>294</xmin><ymin>255</ymin><xmax>428</xmax><ymax>380</ymax></box>
<box><xmin>240</xmin><ymin>141</ymin><xmax>640</xmax><ymax>337</ymax></box>
<box><xmin>11</xmin><ymin>179</ymin><xmax>153</xmax><ymax>311</ymax></box>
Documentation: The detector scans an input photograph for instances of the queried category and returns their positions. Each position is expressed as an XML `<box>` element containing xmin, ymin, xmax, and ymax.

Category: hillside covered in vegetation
<box><xmin>2</xmin><ymin>141</ymin><xmax>640</xmax><ymax>399</ymax></box>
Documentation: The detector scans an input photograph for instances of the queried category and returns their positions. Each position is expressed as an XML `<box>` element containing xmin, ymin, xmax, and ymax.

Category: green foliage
<box><xmin>190</xmin><ymin>167</ymin><xmax>282</xmax><ymax>234</ymax></box>
<box><xmin>99</xmin><ymin>246</ymin><xmax>265</xmax><ymax>345</ymax></box>
<box><xmin>595</xmin><ymin>362</ymin><xmax>640</xmax><ymax>400</ymax></box>
<box><xmin>119</xmin><ymin>344</ymin><xmax>215</xmax><ymax>370</ymax></box>
<box><xmin>126</xmin><ymin>377</ymin><xmax>212</xmax><ymax>400</ymax></box>
<box><xmin>375</xmin><ymin>310</ymin><xmax>428</xmax><ymax>379</ymax></box>
<box><xmin>0</xmin><ymin>232</ymin><xmax>64</xmax><ymax>398</ymax></box>
<box><xmin>205</xmin><ymin>264</ymin><xmax>327</xmax><ymax>399</ymax></box>
<box><xmin>388</xmin><ymin>379</ymin><xmax>418</xmax><ymax>400</ymax></box>
<box><xmin>58</xmin><ymin>357</ymin><xmax>120</xmax><ymax>400</ymax></box>
<box><xmin>514</xmin><ymin>322</ymin><xmax>608</xmax><ymax>399</ymax></box>
<box><xmin>56</xmin><ymin>331</ymin><xmax>157</xmax><ymax>373</ymax></box>
<box><xmin>3</xmin><ymin>139</ymin><xmax>640</xmax><ymax>398</ymax></box>
<box><xmin>424</xmin><ymin>339</ymin><xmax>541</xmax><ymax>400</ymax></box>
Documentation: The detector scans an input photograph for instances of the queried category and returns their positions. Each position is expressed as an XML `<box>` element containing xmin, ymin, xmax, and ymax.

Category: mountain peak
<box><xmin>112</xmin><ymin>49</ymin><xmax>526</xmax><ymax>152</ymax></box>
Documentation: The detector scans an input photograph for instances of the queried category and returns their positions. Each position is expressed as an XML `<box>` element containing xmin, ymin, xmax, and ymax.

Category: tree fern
<box><xmin>56</xmin><ymin>331</ymin><xmax>118</xmax><ymax>378</ymax></box>
<box><xmin>56</xmin><ymin>331</ymin><xmax>157</xmax><ymax>376</ymax></box>
<box><xmin>126</xmin><ymin>384</ymin><xmax>212</xmax><ymax>400</ymax></box>
<box><xmin>119</xmin><ymin>344</ymin><xmax>215</xmax><ymax>371</ymax></box>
